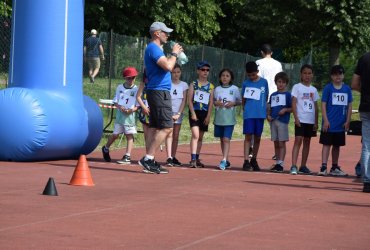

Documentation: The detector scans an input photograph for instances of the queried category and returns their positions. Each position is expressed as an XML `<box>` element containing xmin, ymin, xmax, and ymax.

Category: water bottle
<box><xmin>169</xmin><ymin>41</ymin><xmax>188</xmax><ymax>65</ymax></box>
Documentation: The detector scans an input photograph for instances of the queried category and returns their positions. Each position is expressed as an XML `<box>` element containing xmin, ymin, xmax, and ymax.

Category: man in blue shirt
<box><xmin>139</xmin><ymin>21</ymin><xmax>183</xmax><ymax>174</ymax></box>
<box><xmin>83</xmin><ymin>29</ymin><xmax>104</xmax><ymax>83</ymax></box>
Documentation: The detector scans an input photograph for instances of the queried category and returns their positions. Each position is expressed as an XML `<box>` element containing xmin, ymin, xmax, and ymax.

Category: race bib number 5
<box><xmin>194</xmin><ymin>90</ymin><xmax>210</xmax><ymax>104</ymax></box>
<box><xmin>243</xmin><ymin>87</ymin><xmax>261</xmax><ymax>100</ymax></box>
<box><xmin>332</xmin><ymin>93</ymin><xmax>348</xmax><ymax>106</ymax></box>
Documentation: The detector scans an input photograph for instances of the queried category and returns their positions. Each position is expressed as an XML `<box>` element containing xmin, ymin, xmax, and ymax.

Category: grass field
<box><xmin>0</xmin><ymin>75</ymin><xmax>362</xmax><ymax>152</ymax></box>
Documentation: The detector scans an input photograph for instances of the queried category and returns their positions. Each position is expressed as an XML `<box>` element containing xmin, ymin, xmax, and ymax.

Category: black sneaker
<box><xmin>172</xmin><ymin>157</ymin><xmax>182</xmax><ymax>166</ymax></box>
<box><xmin>102</xmin><ymin>146</ymin><xmax>111</xmax><ymax>162</ymax></box>
<box><xmin>243</xmin><ymin>160</ymin><xmax>253</xmax><ymax>171</ymax></box>
<box><xmin>117</xmin><ymin>155</ymin><xmax>131</xmax><ymax>164</ymax></box>
<box><xmin>355</xmin><ymin>162</ymin><xmax>362</xmax><ymax>178</ymax></box>
<box><xmin>270</xmin><ymin>164</ymin><xmax>283</xmax><ymax>173</ymax></box>
<box><xmin>196</xmin><ymin>159</ymin><xmax>205</xmax><ymax>168</ymax></box>
<box><xmin>139</xmin><ymin>157</ymin><xmax>160</xmax><ymax>174</ymax></box>
<box><xmin>226</xmin><ymin>161</ymin><xmax>231</xmax><ymax>169</ymax></box>
<box><xmin>298</xmin><ymin>165</ymin><xmax>312</xmax><ymax>175</ymax></box>
<box><xmin>317</xmin><ymin>165</ymin><xmax>327</xmax><ymax>176</ymax></box>
<box><xmin>159</xmin><ymin>166</ymin><xmax>169</xmax><ymax>174</ymax></box>
<box><xmin>363</xmin><ymin>183</ymin><xmax>370</xmax><ymax>193</ymax></box>
<box><xmin>166</xmin><ymin>158</ymin><xmax>174</xmax><ymax>166</ymax></box>
<box><xmin>250</xmin><ymin>158</ymin><xmax>260</xmax><ymax>171</ymax></box>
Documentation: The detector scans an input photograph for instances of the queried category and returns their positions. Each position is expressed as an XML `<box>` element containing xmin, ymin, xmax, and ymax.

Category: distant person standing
<box><xmin>256</xmin><ymin>44</ymin><xmax>283</xmax><ymax>96</ymax></box>
<box><xmin>352</xmin><ymin>52</ymin><xmax>370</xmax><ymax>193</ymax></box>
<box><xmin>84</xmin><ymin>29</ymin><xmax>105</xmax><ymax>83</ymax></box>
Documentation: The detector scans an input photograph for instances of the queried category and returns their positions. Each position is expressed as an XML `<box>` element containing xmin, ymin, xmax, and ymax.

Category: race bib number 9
<box><xmin>332</xmin><ymin>93</ymin><xmax>348</xmax><ymax>106</ymax></box>
<box><xmin>303</xmin><ymin>100</ymin><xmax>314</xmax><ymax>113</ymax></box>
<box><xmin>271</xmin><ymin>94</ymin><xmax>286</xmax><ymax>107</ymax></box>
<box><xmin>194</xmin><ymin>90</ymin><xmax>210</xmax><ymax>105</ymax></box>
<box><xmin>244</xmin><ymin>87</ymin><xmax>261</xmax><ymax>100</ymax></box>
<box><xmin>171</xmin><ymin>85</ymin><xmax>183</xmax><ymax>99</ymax></box>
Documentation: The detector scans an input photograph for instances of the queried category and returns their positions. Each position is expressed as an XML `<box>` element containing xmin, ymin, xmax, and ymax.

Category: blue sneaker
<box><xmin>226</xmin><ymin>161</ymin><xmax>231</xmax><ymax>169</ymax></box>
<box><xmin>219</xmin><ymin>160</ymin><xmax>227</xmax><ymax>170</ymax></box>
<box><xmin>290</xmin><ymin>165</ymin><xmax>298</xmax><ymax>175</ymax></box>
<box><xmin>355</xmin><ymin>162</ymin><xmax>362</xmax><ymax>178</ymax></box>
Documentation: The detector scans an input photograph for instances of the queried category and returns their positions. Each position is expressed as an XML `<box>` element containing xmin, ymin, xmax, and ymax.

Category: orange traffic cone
<box><xmin>69</xmin><ymin>155</ymin><xmax>95</xmax><ymax>186</ymax></box>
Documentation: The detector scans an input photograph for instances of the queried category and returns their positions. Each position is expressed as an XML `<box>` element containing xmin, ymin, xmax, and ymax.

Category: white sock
<box><xmin>144</xmin><ymin>155</ymin><xmax>154</xmax><ymax>161</ymax></box>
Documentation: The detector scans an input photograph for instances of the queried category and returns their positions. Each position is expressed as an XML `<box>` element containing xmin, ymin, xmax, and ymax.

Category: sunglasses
<box><xmin>199</xmin><ymin>68</ymin><xmax>210</xmax><ymax>72</ymax></box>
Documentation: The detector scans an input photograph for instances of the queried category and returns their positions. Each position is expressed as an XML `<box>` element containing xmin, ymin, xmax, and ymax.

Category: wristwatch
<box><xmin>171</xmin><ymin>52</ymin><xmax>178</xmax><ymax>58</ymax></box>
<box><xmin>177</xmin><ymin>112</ymin><xmax>182</xmax><ymax>115</ymax></box>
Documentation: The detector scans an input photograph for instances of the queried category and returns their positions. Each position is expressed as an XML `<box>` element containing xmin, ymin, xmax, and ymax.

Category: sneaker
<box><xmin>166</xmin><ymin>158</ymin><xmax>174</xmax><ymax>166</ymax></box>
<box><xmin>189</xmin><ymin>160</ymin><xmax>197</xmax><ymax>168</ymax></box>
<box><xmin>172</xmin><ymin>157</ymin><xmax>182</xmax><ymax>166</ymax></box>
<box><xmin>102</xmin><ymin>146</ymin><xmax>111</xmax><ymax>162</ymax></box>
<box><xmin>363</xmin><ymin>183</ymin><xmax>370</xmax><ymax>193</ymax></box>
<box><xmin>117</xmin><ymin>155</ymin><xmax>131</xmax><ymax>164</ymax></box>
<box><xmin>298</xmin><ymin>166</ymin><xmax>312</xmax><ymax>175</ymax></box>
<box><xmin>218</xmin><ymin>160</ymin><xmax>227</xmax><ymax>170</ymax></box>
<box><xmin>272</xmin><ymin>155</ymin><xmax>277</xmax><ymax>160</ymax></box>
<box><xmin>196</xmin><ymin>159</ymin><xmax>205</xmax><ymax>168</ymax></box>
<box><xmin>139</xmin><ymin>157</ymin><xmax>160</xmax><ymax>174</ymax></box>
<box><xmin>329</xmin><ymin>167</ymin><xmax>348</xmax><ymax>177</ymax></box>
<box><xmin>317</xmin><ymin>165</ymin><xmax>327</xmax><ymax>176</ymax></box>
<box><xmin>355</xmin><ymin>162</ymin><xmax>362</xmax><ymax>178</ymax></box>
<box><xmin>225</xmin><ymin>161</ymin><xmax>231</xmax><ymax>169</ymax></box>
<box><xmin>250</xmin><ymin>158</ymin><xmax>260</xmax><ymax>171</ymax></box>
<box><xmin>243</xmin><ymin>160</ymin><xmax>253</xmax><ymax>171</ymax></box>
<box><xmin>159</xmin><ymin>165</ymin><xmax>169</xmax><ymax>174</ymax></box>
<box><xmin>290</xmin><ymin>165</ymin><xmax>298</xmax><ymax>175</ymax></box>
<box><xmin>270</xmin><ymin>164</ymin><xmax>284</xmax><ymax>173</ymax></box>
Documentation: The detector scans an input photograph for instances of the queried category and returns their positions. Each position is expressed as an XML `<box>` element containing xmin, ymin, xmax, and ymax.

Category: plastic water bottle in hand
<box><xmin>169</xmin><ymin>41</ymin><xmax>188</xmax><ymax>65</ymax></box>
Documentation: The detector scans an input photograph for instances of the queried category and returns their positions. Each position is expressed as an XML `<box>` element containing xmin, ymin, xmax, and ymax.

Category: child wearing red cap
<box><xmin>102</xmin><ymin>66</ymin><xmax>139</xmax><ymax>164</ymax></box>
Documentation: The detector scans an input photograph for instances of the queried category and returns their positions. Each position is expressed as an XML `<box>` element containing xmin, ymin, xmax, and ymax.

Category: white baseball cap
<box><xmin>149</xmin><ymin>22</ymin><xmax>173</xmax><ymax>33</ymax></box>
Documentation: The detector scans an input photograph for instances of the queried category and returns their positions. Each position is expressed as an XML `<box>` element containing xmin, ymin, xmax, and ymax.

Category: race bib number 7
<box><xmin>118</xmin><ymin>94</ymin><xmax>136</xmax><ymax>109</ymax></box>
<box><xmin>194</xmin><ymin>90</ymin><xmax>210</xmax><ymax>104</ymax></box>
<box><xmin>243</xmin><ymin>87</ymin><xmax>261</xmax><ymax>100</ymax></box>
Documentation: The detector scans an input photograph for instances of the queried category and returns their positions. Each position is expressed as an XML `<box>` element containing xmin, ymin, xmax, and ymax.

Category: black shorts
<box><xmin>295</xmin><ymin>123</ymin><xmax>317</xmax><ymax>137</ymax></box>
<box><xmin>319</xmin><ymin>131</ymin><xmax>345</xmax><ymax>146</ymax></box>
<box><xmin>189</xmin><ymin>110</ymin><xmax>209</xmax><ymax>132</ymax></box>
<box><xmin>146</xmin><ymin>90</ymin><xmax>173</xmax><ymax>129</ymax></box>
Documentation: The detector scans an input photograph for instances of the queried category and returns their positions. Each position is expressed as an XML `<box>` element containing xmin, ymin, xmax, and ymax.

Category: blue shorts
<box><xmin>214</xmin><ymin>125</ymin><xmax>234</xmax><ymax>139</ymax></box>
<box><xmin>243</xmin><ymin>118</ymin><xmax>265</xmax><ymax>136</ymax></box>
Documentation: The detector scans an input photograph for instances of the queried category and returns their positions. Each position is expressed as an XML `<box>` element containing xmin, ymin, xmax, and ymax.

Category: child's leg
<box><xmin>252</xmin><ymin>135</ymin><xmax>261</xmax><ymax>158</ymax></box>
<box><xmin>322</xmin><ymin>144</ymin><xmax>331</xmax><ymax>165</ymax></box>
<box><xmin>278</xmin><ymin>141</ymin><xmax>286</xmax><ymax>162</ymax></box>
<box><xmin>142</xmin><ymin>123</ymin><xmax>153</xmax><ymax>152</ymax></box>
<box><xmin>244</xmin><ymin>134</ymin><xmax>252</xmax><ymax>161</ymax></box>
<box><xmin>292</xmin><ymin>136</ymin><xmax>303</xmax><ymax>166</ymax></box>
<box><xmin>197</xmin><ymin>130</ymin><xmax>205</xmax><ymax>155</ymax></box>
<box><xmin>331</xmin><ymin>146</ymin><xmax>340</xmax><ymax>165</ymax></box>
<box><xmin>274</xmin><ymin>141</ymin><xmax>280</xmax><ymax>161</ymax></box>
<box><xmin>171</xmin><ymin>124</ymin><xmax>181</xmax><ymax>157</ymax></box>
<box><xmin>105</xmin><ymin>134</ymin><xmax>119</xmax><ymax>148</ymax></box>
<box><xmin>165</xmin><ymin>129</ymin><xmax>173</xmax><ymax>159</ymax></box>
<box><xmin>125</xmin><ymin>134</ymin><xmax>134</xmax><ymax>155</ymax></box>
<box><xmin>301</xmin><ymin>137</ymin><xmax>312</xmax><ymax>167</ymax></box>
<box><xmin>190</xmin><ymin>126</ymin><xmax>200</xmax><ymax>156</ymax></box>
<box><xmin>222</xmin><ymin>137</ymin><xmax>230</xmax><ymax>160</ymax></box>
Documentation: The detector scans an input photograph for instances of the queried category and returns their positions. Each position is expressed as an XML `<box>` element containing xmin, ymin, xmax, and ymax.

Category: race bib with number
<box><xmin>332</xmin><ymin>93</ymin><xmax>348</xmax><ymax>106</ymax></box>
<box><xmin>270</xmin><ymin>94</ymin><xmax>286</xmax><ymax>107</ymax></box>
<box><xmin>171</xmin><ymin>85</ymin><xmax>183</xmax><ymax>99</ymax></box>
<box><xmin>217</xmin><ymin>88</ymin><xmax>233</xmax><ymax>104</ymax></box>
<box><xmin>118</xmin><ymin>93</ymin><xmax>136</xmax><ymax>109</ymax></box>
<box><xmin>303</xmin><ymin>100</ymin><xmax>314</xmax><ymax>113</ymax></box>
<box><xmin>243</xmin><ymin>87</ymin><xmax>261</xmax><ymax>100</ymax></box>
<box><xmin>194</xmin><ymin>90</ymin><xmax>210</xmax><ymax>105</ymax></box>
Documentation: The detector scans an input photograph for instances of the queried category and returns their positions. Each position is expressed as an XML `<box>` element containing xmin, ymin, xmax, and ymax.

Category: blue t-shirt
<box><xmin>242</xmin><ymin>77</ymin><xmax>269</xmax><ymax>119</ymax></box>
<box><xmin>268</xmin><ymin>91</ymin><xmax>292</xmax><ymax>124</ymax></box>
<box><xmin>84</xmin><ymin>36</ymin><xmax>102</xmax><ymax>58</ymax></box>
<box><xmin>321</xmin><ymin>83</ymin><xmax>353</xmax><ymax>132</ymax></box>
<box><xmin>144</xmin><ymin>42</ymin><xmax>171</xmax><ymax>91</ymax></box>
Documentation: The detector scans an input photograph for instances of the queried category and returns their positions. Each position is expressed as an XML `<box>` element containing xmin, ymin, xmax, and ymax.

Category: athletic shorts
<box><xmin>146</xmin><ymin>90</ymin><xmax>173</xmax><ymax>129</ymax></box>
<box><xmin>295</xmin><ymin>123</ymin><xmax>317</xmax><ymax>137</ymax></box>
<box><xmin>270</xmin><ymin>119</ymin><xmax>289</xmax><ymax>142</ymax></box>
<box><xmin>319</xmin><ymin>131</ymin><xmax>345</xmax><ymax>146</ymax></box>
<box><xmin>189</xmin><ymin>110</ymin><xmax>209</xmax><ymax>132</ymax></box>
<box><xmin>113</xmin><ymin>123</ymin><xmax>137</xmax><ymax>135</ymax></box>
<box><xmin>214</xmin><ymin>125</ymin><xmax>234</xmax><ymax>139</ymax></box>
<box><xmin>243</xmin><ymin>118</ymin><xmax>264</xmax><ymax>136</ymax></box>
<box><xmin>87</xmin><ymin>57</ymin><xmax>100</xmax><ymax>70</ymax></box>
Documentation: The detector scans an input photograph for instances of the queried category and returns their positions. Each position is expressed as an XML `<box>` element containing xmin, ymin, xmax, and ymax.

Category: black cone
<box><xmin>42</xmin><ymin>177</ymin><xmax>58</xmax><ymax>196</ymax></box>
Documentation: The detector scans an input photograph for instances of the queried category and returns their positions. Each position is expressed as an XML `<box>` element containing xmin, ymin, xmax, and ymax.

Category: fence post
<box><xmin>108</xmin><ymin>29</ymin><xmax>114</xmax><ymax>99</ymax></box>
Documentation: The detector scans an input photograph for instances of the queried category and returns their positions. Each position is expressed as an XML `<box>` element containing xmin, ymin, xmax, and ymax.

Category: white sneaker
<box><xmin>329</xmin><ymin>167</ymin><xmax>348</xmax><ymax>176</ymax></box>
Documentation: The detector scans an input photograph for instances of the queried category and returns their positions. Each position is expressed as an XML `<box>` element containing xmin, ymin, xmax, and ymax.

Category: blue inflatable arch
<box><xmin>0</xmin><ymin>0</ymin><xmax>103</xmax><ymax>161</ymax></box>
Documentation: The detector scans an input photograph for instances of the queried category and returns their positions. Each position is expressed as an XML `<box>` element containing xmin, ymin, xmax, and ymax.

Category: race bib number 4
<box><xmin>194</xmin><ymin>90</ymin><xmax>210</xmax><ymax>105</ymax></box>
<box><xmin>243</xmin><ymin>87</ymin><xmax>261</xmax><ymax>100</ymax></box>
<box><xmin>332</xmin><ymin>93</ymin><xmax>348</xmax><ymax>106</ymax></box>
<box><xmin>270</xmin><ymin>94</ymin><xmax>286</xmax><ymax>107</ymax></box>
<box><xmin>171</xmin><ymin>85</ymin><xmax>183</xmax><ymax>99</ymax></box>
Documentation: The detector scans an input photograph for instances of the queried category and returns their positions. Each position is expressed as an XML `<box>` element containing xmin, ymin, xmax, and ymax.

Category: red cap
<box><xmin>122</xmin><ymin>67</ymin><xmax>138</xmax><ymax>78</ymax></box>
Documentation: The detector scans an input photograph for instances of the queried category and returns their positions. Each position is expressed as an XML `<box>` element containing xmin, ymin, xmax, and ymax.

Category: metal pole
<box><xmin>108</xmin><ymin>28</ymin><xmax>114</xmax><ymax>99</ymax></box>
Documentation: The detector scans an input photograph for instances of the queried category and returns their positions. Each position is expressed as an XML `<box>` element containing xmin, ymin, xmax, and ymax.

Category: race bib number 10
<box><xmin>332</xmin><ymin>93</ymin><xmax>348</xmax><ymax>106</ymax></box>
